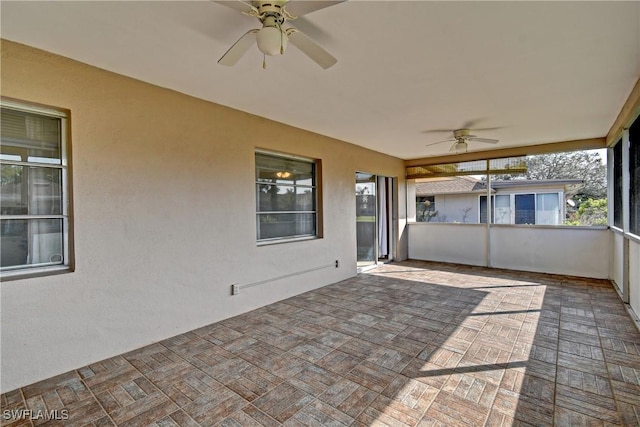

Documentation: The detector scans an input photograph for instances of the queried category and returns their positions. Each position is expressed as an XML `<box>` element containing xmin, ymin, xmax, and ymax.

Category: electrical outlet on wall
<box><xmin>231</xmin><ymin>284</ymin><xmax>239</xmax><ymax>295</ymax></box>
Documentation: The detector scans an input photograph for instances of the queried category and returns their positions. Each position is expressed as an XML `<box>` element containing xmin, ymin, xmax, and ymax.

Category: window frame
<box><xmin>255</xmin><ymin>150</ymin><xmax>320</xmax><ymax>244</ymax></box>
<box><xmin>0</xmin><ymin>99</ymin><xmax>73</xmax><ymax>280</ymax></box>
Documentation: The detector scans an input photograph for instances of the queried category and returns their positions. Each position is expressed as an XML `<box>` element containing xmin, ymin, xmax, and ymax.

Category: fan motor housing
<box><xmin>253</xmin><ymin>1</ymin><xmax>287</xmax><ymax>19</ymax></box>
<box><xmin>453</xmin><ymin>128</ymin><xmax>471</xmax><ymax>139</ymax></box>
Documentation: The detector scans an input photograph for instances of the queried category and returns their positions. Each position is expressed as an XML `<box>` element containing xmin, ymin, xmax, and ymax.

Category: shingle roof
<box><xmin>415</xmin><ymin>177</ymin><xmax>583</xmax><ymax>195</ymax></box>
<box><xmin>415</xmin><ymin>176</ymin><xmax>488</xmax><ymax>195</ymax></box>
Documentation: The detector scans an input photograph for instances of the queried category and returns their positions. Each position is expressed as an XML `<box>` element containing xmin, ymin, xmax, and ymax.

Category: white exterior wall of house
<box><xmin>431</xmin><ymin>194</ymin><xmax>480</xmax><ymax>223</ymax></box>
<box><xmin>0</xmin><ymin>41</ymin><xmax>408</xmax><ymax>392</ymax></box>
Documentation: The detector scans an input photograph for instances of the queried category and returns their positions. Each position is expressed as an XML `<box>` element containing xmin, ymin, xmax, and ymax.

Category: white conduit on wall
<box><xmin>234</xmin><ymin>260</ymin><xmax>339</xmax><ymax>293</ymax></box>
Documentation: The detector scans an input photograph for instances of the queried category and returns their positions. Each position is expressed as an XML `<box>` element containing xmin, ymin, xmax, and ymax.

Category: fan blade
<box><xmin>284</xmin><ymin>1</ymin><xmax>345</xmax><ymax>18</ymax></box>
<box><xmin>286</xmin><ymin>28</ymin><xmax>337</xmax><ymax>69</ymax></box>
<box><xmin>469</xmin><ymin>137</ymin><xmax>499</xmax><ymax>144</ymax></box>
<box><xmin>473</xmin><ymin>127</ymin><xmax>504</xmax><ymax>132</ymax></box>
<box><xmin>213</xmin><ymin>0</ymin><xmax>257</xmax><ymax>14</ymax></box>
<box><xmin>422</xmin><ymin>129</ymin><xmax>454</xmax><ymax>134</ymax></box>
<box><xmin>218</xmin><ymin>29</ymin><xmax>259</xmax><ymax>66</ymax></box>
<box><xmin>425</xmin><ymin>138</ymin><xmax>455</xmax><ymax>147</ymax></box>
<box><xmin>461</xmin><ymin>119</ymin><xmax>483</xmax><ymax>129</ymax></box>
<box><xmin>292</xmin><ymin>16</ymin><xmax>334</xmax><ymax>43</ymax></box>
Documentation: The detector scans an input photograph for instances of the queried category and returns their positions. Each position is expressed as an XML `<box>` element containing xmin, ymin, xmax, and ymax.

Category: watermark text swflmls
<box><xmin>2</xmin><ymin>409</ymin><xmax>70</xmax><ymax>421</ymax></box>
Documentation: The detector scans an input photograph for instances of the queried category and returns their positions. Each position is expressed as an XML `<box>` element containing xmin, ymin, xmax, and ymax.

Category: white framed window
<box><xmin>480</xmin><ymin>192</ymin><xmax>562</xmax><ymax>225</ymax></box>
<box><xmin>255</xmin><ymin>151</ymin><xmax>319</xmax><ymax>243</ymax></box>
<box><xmin>1</xmin><ymin>100</ymin><xmax>72</xmax><ymax>278</ymax></box>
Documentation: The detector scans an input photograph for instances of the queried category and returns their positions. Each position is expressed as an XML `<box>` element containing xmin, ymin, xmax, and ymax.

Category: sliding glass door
<box><xmin>356</xmin><ymin>173</ymin><xmax>395</xmax><ymax>270</ymax></box>
<box><xmin>356</xmin><ymin>172</ymin><xmax>377</xmax><ymax>268</ymax></box>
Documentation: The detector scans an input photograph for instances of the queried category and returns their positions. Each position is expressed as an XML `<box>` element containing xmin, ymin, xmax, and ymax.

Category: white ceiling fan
<box><xmin>425</xmin><ymin>127</ymin><xmax>500</xmax><ymax>153</ymax></box>
<box><xmin>215</xmin><ymin>0</ymin><xmax>344</xmax><ymax>69</ymax></box>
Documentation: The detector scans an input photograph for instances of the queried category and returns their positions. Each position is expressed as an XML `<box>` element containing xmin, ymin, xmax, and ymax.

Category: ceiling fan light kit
<box><xmin>451</xmin><ymin>141</ymin><xmax>468</xmax><ymax>153</ymax></box>
<box><xmin>256</xmin><ymin>25</ymin><xmax>286</xmax><ymax>56</ymax></box>
<box><xmin>216</xmin><ymin>0</ymin><xmax>342</xmax><ymax>69</ymax></box>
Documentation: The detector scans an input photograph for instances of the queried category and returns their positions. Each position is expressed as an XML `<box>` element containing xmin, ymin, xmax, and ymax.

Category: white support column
<box><xmin>486</xmin><ymin>160</ymin><xmax>492</xmax><ymax>268</ymax></box>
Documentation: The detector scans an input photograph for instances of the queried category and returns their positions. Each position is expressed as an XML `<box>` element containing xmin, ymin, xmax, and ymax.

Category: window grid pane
<box><xmin>515</xmin><ymin>194</ymin><xmax>536</xmax><ymax>224</ymax></box>
<box><xmin>495</xmin><ymin>195</ymin><xmax>510</xmax><ymax>224</ymax></box>
<box><xmin>536</xmin><ymin>193</ymin><xmax>560</xmax><ymax>225</ymax></box>
<box><xmin>1</xmin><ymin>107</ymin><xmax>62</xmax><ymax>163</ymax></box>
<box><xmin>1</xmin><ymin>218</ymin><xmax>64</xmax><ymax>269</ymax></box>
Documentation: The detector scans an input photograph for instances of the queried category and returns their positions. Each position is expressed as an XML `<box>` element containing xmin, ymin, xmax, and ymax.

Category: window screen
<box><xmin>613</xmin><ymin>139</ymin><xmax>623</xmax><ymax>228</ymax></box>
<box><xmin>630</xmin><ymin>117</ymin><xmax>639</xmax><ymax>235</ymax></box>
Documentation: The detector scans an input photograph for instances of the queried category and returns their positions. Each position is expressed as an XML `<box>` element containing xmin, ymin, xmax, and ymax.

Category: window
<box><xmin>1</xmin><ymin>101</ymin><xmax>71</xmax><ymax>276</ymax></box>
<box><xmin>613</xmin><ymin>139</ymin><xmax>623</xmax><ymax>228</ymax></box>
<box><xmin>481</xmin><ymin>193</ymin><xmax>560</xmax><ymax>225</ymax></box>
<box><xmin>479</xmin><ymin>195</ymin><xmax>493</xmax><ymax>224</ymax></box>
<box><xmin>630</xmin><ymin>117</ymin><xmax>639</xmax><ymax>235</ymax></box>
<box><xmin>494</xmin><ymin>194</ymin><xmax>511</xmax><ymax>224</ymax></box>
<box><xmin>536</xmin><ymin>193</ymin><xmax>560</xmax><ymax>225</ymax></box>
<box><xmin>480</xmin><ymin>195</ymin><xmax>512</xmax><ymax>224</ymax></box>
<box><xmin>515</xmin><ymin>194</ymin><xmax>536</xmax><ymax>224</ymax></box>
<box><xmin>255</xmin><ymin>151</ymin><xmax>318</xmax><ymax>242</ymax></box>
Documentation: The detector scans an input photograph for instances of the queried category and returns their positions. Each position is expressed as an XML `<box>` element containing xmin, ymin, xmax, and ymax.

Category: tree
<box><xmin>493</xmin><ymin>150</ymin><xmax>607</xmax><ymax>201</ymax></box>
<box><xmin>566</xmin><ymin>198</ymin><xmax>607</xmax><ymax>226</ymax></box>
<box><xmin>523</xmin><ymin>151</ymin><xmax>606</xmax><ymax>200</ymax></box>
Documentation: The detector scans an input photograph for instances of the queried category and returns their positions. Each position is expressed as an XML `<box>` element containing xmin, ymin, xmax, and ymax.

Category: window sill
<box><xmin>257</xmin><ymin>236</ymin><xmax>320</xmax><ymax>247</ymax></box>
<box><xmin>1</xmin><ymin>265</ymin><xmax>73</xmax><ymax>282</ymax></box>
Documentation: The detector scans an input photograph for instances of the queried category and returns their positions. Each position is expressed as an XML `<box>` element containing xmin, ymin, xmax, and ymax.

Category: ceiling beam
<box><xmin>405</xmin><ymin>137</ymin><xmax>606</xmax><ymax>167</ymax></box>
<box><xmin>606</xmin><ymin>77</ymin><xmax>640</xmax><ymax>146</ymax></box>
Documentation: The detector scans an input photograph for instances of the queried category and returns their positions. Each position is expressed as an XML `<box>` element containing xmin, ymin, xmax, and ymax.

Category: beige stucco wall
<box><xmin>0</xmin><ymin>39</ymin><xmax>407</xmax><ymax>391</ymax></box>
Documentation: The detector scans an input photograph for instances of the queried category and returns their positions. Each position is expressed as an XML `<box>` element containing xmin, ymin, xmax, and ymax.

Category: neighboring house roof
<box><xmin>416</xmin><ymin>177</ymin><xmax>584</xmax><ymax>196</ymax></box>
<box><xmin>415</xmin><ymin>176</ymin><xmax>489</xmax><ymax>195</ymax></box>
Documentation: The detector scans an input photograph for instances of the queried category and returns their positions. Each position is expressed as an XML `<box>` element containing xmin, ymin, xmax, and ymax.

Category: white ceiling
<box><xmin>1</xmin><ymin>1</ymin><xmax>639</xmax><ymax>160</ymax></box>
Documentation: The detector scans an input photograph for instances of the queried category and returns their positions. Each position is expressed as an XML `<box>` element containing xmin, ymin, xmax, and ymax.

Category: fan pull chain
<box><xmin>263</xmin><ymin>54</ymin><xmax>267</xmax><ymax>69</ymax></box>
<box><xmin>279</xmin><ymin>22</ymin><xmax>285</xmax><ymax>55</ymax></box>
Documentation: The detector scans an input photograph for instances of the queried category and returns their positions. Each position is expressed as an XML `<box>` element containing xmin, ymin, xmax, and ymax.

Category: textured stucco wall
<box><xmin>0</xmin><ymin>39</ymin><xmax>406</xmax><ymax>391</ymax></box>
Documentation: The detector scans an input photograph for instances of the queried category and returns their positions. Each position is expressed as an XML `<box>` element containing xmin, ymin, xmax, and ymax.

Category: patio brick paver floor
<box><xmin>2</xmin><ymin>260</ymin><xmax>640</xmax><ymax>426</ymax></box>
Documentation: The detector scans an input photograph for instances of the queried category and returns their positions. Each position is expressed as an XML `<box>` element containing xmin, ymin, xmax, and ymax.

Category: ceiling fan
<box><xmin>425</xmin><ymin>128</ymin><xmax>500</xmax><ymax>153</ymax></box>
<box><xmin>215</xmin><ymin>0</ymin><xmax>344</xmax><ymax>69</ymax></box>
